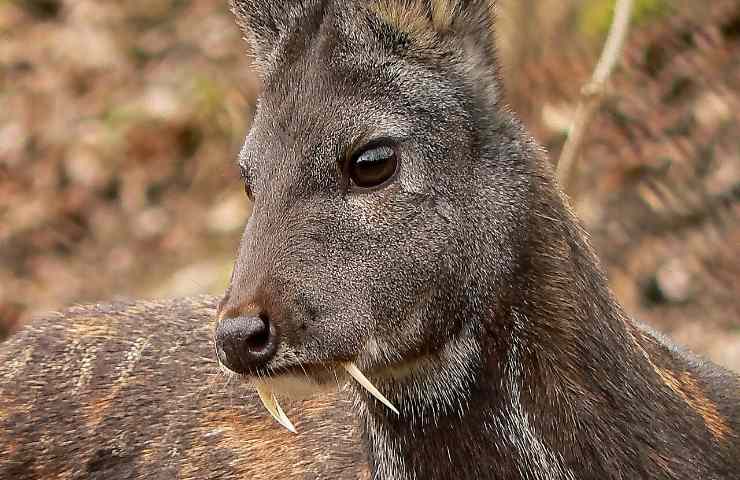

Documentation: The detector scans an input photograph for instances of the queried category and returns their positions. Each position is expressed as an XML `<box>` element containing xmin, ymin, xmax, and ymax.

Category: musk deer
<box><xmin>2</xmin><ymin>1</ymin><xmax>739</xmax><ymax>479</ymax></box>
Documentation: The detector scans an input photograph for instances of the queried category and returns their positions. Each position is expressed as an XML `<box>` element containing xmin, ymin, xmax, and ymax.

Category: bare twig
<box><xmin>556</xmin><ymin>0</ymin><xmax>634</xmax><ymax>196</ymax></box>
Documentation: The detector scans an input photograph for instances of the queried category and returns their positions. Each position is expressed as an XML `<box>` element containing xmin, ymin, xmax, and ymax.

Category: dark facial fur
<box><xmin>221</xmin><ymin>0</ymin><xmax>517</xmax><ymax>389</ymax></box>
<box><xmin>219</xmin><ymin>1</ymin><xmax>740</xmax><ymax>479</ymax></box>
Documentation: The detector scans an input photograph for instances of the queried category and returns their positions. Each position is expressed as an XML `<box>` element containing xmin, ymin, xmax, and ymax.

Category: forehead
<box><xmin>255</xmin><ymin>0</ymin><xmax>458</xmax><ymax>108</ymax></box>
<box><xmin>246</xmin><ymin>12</ymin><xmax>425</xmax><ymax>152</ymax></box>
<box><xmin>239</xmin><ymin>0</ymin><xmax>471</xmax><ymax>180</ymax></box>
<box><xmin>259</xmin><ymin>6</ymin><xmax>394</xmax><ymax>107</ymax></box>
<box><xmin>244</xmin><ymin>74</ymin><xmax>411</xmax><ymax>194</ymax></box>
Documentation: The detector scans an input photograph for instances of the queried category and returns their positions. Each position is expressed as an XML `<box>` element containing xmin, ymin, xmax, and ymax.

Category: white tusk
<box><xmin>344</xmin><ymin>362</ymin><xmax>399</xmax><ymax>415</ymax></box>
<box><xmin>256</xmin><ymin>383</ymin><xmax>297</xmax><ymax>433</ymax></box>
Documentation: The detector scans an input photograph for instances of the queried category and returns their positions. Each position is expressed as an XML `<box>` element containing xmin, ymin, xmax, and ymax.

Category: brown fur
<box><xmin>0</xmin><ymin>297</ymin><xmax>366</xmax><ymax>479</ymax></box>
<box><xmin>372</xmin><ymin>0</ymin><xmax>461</xmax><ymax>34</ymax></box>
<box><xmin>371</xmin><ymin>0</ymin><xmax>496</xmax><ymax>44</ymax></box>
<box><xmin>626</xmin><ymin>321</ymin><xmax>734</xmax><ymax>443</ymax></box>
<box><xmin>679</xmin><ymin>372</ymin><xmax>732</xmax><ymax>442</ymax></box>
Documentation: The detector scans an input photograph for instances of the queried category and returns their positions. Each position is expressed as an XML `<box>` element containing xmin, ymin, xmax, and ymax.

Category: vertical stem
<box><xmin>556</xmin><ymin>0</ymin><xmax>634</xmax><ymax>197</ymax></box>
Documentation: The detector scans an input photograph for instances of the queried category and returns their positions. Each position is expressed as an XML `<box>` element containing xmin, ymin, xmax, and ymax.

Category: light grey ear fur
<box><xmin>451</xmin><ymin>0</ymin><xmax>501</xmax><ymax>105</ymax></box>
<box><xmin>228</xmin><ymin>0</ymin><xmax>311</xmax><ymax>70</ymax></box>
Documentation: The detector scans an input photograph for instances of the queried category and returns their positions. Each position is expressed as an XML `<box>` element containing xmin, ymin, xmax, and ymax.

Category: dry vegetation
<box><xmin>0</xmin><ymin>0</ymin><xmax>258</xmax><ymax>337</ymax></box>
<box><xmin>1</xmin><ymin>0</ymin><xmax>738</xmax><ymax>369</ymax></box>
<box><xmin>504</xmin><ymin>0</ymin><xmax>740</xmax><ymax>369</ymax></box>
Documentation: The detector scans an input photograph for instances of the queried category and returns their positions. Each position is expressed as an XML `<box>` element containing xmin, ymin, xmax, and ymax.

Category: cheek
<box><xmin>367</xmin><ymin>218</ymin><xmax>451</xmax><ymax>325</ymax></box>
<box><xmin>322</xmin><ymin>188</ymin><xmax>453</xmax><ymax>336</ymax></box>
<box><xmin>343</xmin><ymin>194</ymin><xmax>387</xmax><ymax>227</ymax></box>
<box><xmin>398</xmin><ymin>155</ymin><xmax>428</xmax><ymax>195</ymax></box>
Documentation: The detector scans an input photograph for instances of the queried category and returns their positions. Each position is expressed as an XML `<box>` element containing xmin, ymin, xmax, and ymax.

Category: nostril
<box><xmin>214</xmin><ymin>313</ymin><xmax>278</xmax><ymax>374</ymax></box>
<box><xmin>244</xmin><ymin>314</ymin><xmax>271</xmax><ymax>353</ymax></box>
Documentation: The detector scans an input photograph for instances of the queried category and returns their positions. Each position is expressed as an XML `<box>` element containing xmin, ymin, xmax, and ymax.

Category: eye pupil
<box><xmin>349</xmin><ymin>145</ymin><xmax>398</xmax><ymax>189</ymax></box>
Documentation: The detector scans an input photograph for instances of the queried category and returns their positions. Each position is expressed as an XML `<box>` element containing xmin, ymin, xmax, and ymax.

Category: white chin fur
<box><xmin>253</xmin><ymin>363</ymin><xmax>399</xmax><ymax>433</ymax></box>
<box><xmin>261</xmin><ymin>373</ymin><xmax>340</xmax><ymax>400</ymax></box>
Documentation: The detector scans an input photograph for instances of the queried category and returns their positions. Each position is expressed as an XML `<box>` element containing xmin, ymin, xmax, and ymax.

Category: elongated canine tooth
<box><xmin>256</xmin><ymin>383</ymin><xmax>297</xmax><ymax>433</ymax></box>
<box><xmin>344</xmin><ymin>363</ymin><xmax>400</xmax><ymax>415</ymax></box>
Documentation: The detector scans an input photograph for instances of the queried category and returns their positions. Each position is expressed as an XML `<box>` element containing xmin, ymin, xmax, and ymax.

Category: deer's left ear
<box><xmin>229</xmin><ymin>0</ymin><xmax>309</xmax><ymax>72</ymax></box>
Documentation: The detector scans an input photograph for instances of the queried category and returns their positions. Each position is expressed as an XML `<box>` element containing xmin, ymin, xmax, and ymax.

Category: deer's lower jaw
<box><xmin>251</xmin><ymin>362</ymin><xmax>400</xmax><ymax>433</ymax></box>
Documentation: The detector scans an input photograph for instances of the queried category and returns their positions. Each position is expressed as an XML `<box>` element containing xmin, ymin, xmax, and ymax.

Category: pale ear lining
<box><xmin>228</xmin><ymin>0</ymin><xmax>282</xmax><ymax>62</ymax></box>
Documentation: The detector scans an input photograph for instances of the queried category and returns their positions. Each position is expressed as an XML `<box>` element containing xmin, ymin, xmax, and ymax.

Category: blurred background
<box><xmin>0</xmin><ymin>0</ymin><xmax>738</xmax><ymax>370</ymax></box>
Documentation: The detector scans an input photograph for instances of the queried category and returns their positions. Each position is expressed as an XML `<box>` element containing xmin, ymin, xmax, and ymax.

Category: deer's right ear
<box><xmin>229</xmin><ymin>0</ymin><xmax>301</xmax><ymax>71</ymax></box>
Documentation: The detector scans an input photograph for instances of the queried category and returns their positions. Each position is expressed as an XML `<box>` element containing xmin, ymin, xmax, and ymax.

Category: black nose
<box><xmin>214</xmin><ymin>314</ymin><xmax>278</xmax><ymax>374</ymax></box>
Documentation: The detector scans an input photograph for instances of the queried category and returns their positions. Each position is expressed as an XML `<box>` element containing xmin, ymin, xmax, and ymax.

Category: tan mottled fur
<box><xmin>0</xmin><ymin>297</ymin><xmax>366</xmax><ymax>479</ymax></box>
<box><xmin>679</xmin><ymin>372</ymin><xmax>732</xmax><ymax>442</ymax></box>
<box><xmin>372</xmin><ymin>0</ymin><xmax>495</xmax><ymax>43</ymax></box>
<box><xmin>626</xmin><ymin>321</ymin><xmax>734</xmax><ymax>443</ymax></box>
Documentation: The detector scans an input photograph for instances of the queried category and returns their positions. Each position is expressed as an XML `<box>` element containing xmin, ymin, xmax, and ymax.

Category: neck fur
<box><xmin>354</xmin><ymin>160</ymin><xmax>635</xmax><ymax>480</ymax></box>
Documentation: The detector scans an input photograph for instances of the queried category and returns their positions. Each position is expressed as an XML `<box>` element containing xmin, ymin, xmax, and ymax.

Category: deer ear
<box><xmin>372</xmin><ymin>1</ymin><xmax>500</xmax><ymax>101</ymax></box>
<box><xmin>454</xmin><ymin>0</ymin><xmax>497</xmax><ymax>46</ymax></box>
<box><xmin>371</xmin><ymin>0</ymin><xmax>497</xmax><ymax>46</ymax></box>
<box><xmin>229</xmin><ymin>1</ymin><xmax>304</xmax><ymax>70</ymax></box>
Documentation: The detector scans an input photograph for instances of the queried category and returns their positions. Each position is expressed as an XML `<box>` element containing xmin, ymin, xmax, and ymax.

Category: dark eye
<box><xmin>347</xmin><ymin>144</ymin><xmax>399</xmax><ymax>190</ymax></box>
